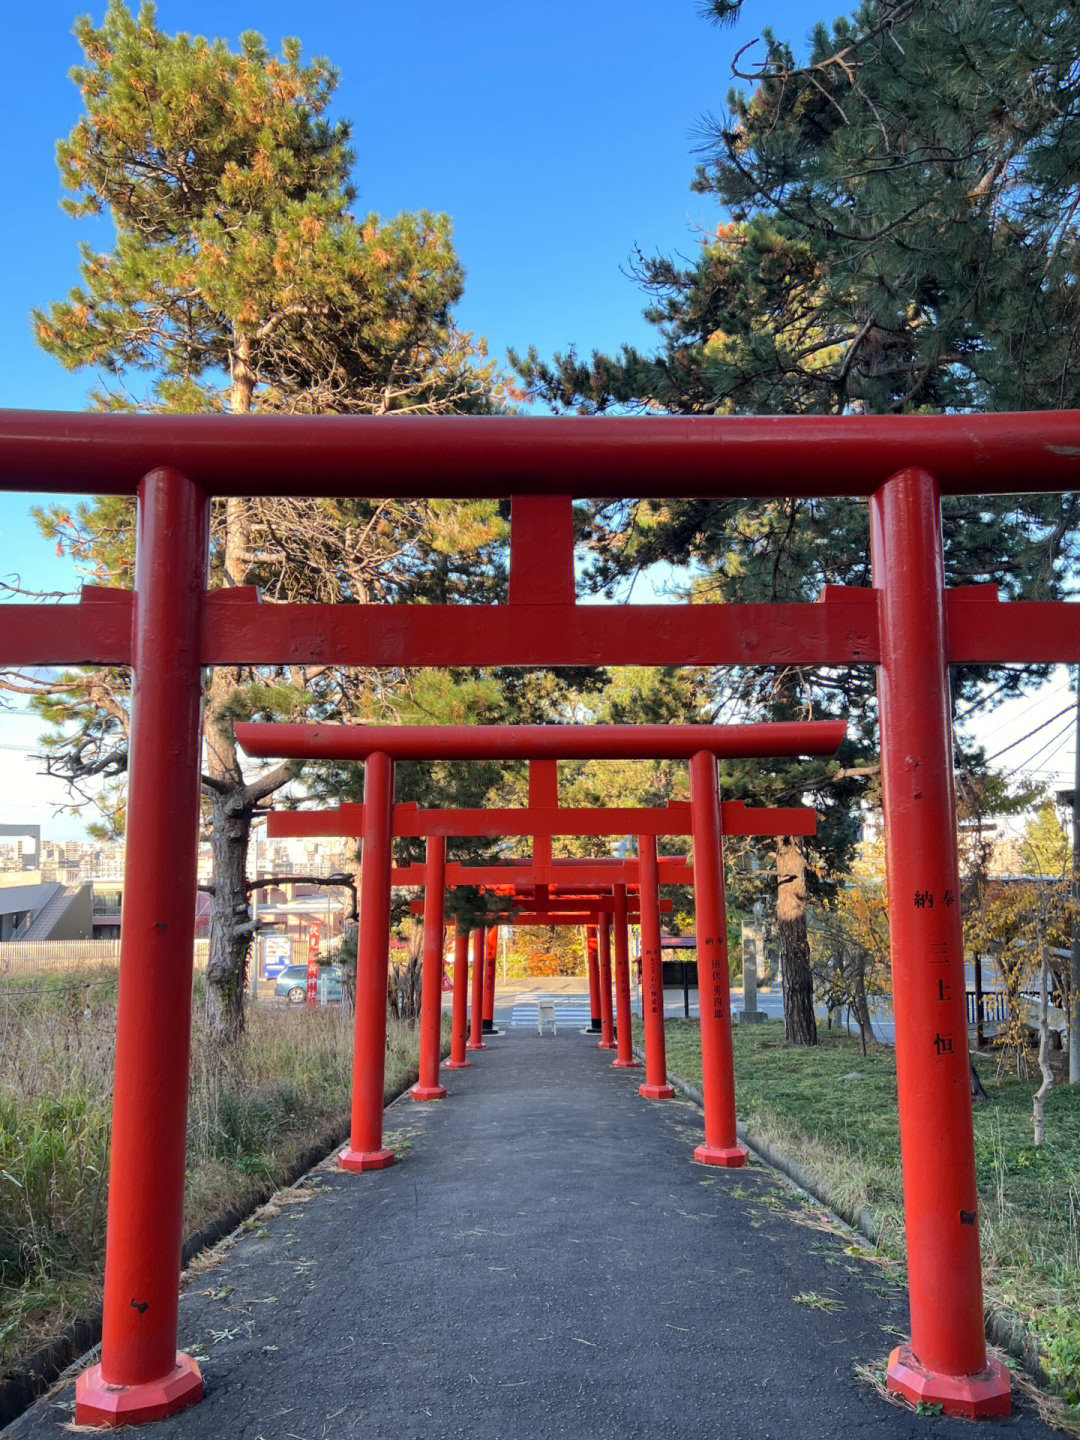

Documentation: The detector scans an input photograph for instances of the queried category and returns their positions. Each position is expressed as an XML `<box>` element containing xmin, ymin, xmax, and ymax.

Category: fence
<box><xmin>0</xmin><ymin>938</ymin><xmax>210</xmax><ymax>978</ymax></box>
<box><xmin>966</xmin><ymin>989</ymin><xmax>1009</xmax><ymax>1028</ymax></box>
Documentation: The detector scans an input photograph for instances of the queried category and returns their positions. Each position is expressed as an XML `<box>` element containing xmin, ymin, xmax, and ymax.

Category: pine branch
<box><xmin>246</xmin><ymin>871</ymin><xmax>356</xmax><ymax>893</ymax></box>
<box><xmin>245</xmin><ymin>761</ymin><xmax>299</xmax><ymax>804</ymax></box>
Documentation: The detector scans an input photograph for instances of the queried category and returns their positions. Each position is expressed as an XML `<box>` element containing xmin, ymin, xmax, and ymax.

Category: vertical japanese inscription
<box><xmin>703</xmin><ymin>933</ymin><xmax>726</xmax><ymax>1020</ymax></box>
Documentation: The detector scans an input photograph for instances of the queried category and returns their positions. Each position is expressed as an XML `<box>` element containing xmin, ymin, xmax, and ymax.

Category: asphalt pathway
<box><xmin>6</xmin><ymin>1031</ymin><xmax>1061</xmax><ymax>1440</ymax></box>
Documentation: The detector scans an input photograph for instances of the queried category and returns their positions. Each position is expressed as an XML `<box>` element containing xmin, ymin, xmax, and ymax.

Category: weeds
<box><xmin>1037</xmin><ymin>1309</ymin><xmax>1080</xmax><ymax>1406</ymax></box>
<box><xmin>792</xmin><ymin>1292</ymin><xmax>842</xmax><ymax>1312</ymax></box>
<box><xmin>0</xmin><ymin>975</ymin><xmax>427</xmax><ymax>1380</ymax></box>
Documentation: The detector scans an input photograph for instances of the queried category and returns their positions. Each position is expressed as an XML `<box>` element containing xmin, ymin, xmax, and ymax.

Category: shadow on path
<box><xmin>4</xmin><ymin>1031</ymin><xmax>1059</xmax><ymax>1440</ymax></box>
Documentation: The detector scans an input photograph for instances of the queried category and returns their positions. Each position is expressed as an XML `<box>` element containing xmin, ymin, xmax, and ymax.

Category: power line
<box><xmin>982</xmin><ymin>703</ymin><xmax>1075</xmax><ymax>763</ymax></box>
<box><xmin>1002</xmin><ymin>712</ymin><xmax>1078</xmax><ymax>781</ymax></box>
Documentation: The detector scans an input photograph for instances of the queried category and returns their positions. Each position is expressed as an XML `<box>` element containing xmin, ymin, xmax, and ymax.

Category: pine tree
<box><xmin>14</xmin><ymin>3</ymin><xmax>501</xmax><ymax>1042</ymax></box>
<box><xmin>510</xmin><ymin>0</ymin><xmax>1080</xmax><ymax>1042</ymax></box>
<box><xmin>517</xmin><ymin>0</ymin><xmax>1080</xmax><ymax>417</ymax></box>
<box><xmin>35</xmin><ymin>1</ymin><xmax>493</xmax><ymax>418</ymax></box>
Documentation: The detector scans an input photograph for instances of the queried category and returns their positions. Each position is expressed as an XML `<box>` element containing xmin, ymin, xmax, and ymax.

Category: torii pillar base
<box><xmin>613</xmin><ymin>1057</ymin><xmax>640</xmax><ymax>1069</ymax></box>
<box><xmin>639</xmin><ymin>1082</ymin><xmax>675</xmax><ymax>1100</ymax></box>
<box><xmin>339</xmin><ymin>1147</ymin><xmax>395</xmax><ymax>1172</ymax></box>
<box><xmin>597</xmin><ymin>1037</ymin><xmax>617</xmax><ymax>1051</ymax></box>
<box><xmin>465</xmin><ymin>1039</ymin><xmax>485</xmax><ymax>1052</ymax></box>
<box><xmin>75</xmin><ymin>1355</ymin><xmax>203</xmax><ymax>1429</ymax></box>
<box><xmin>887</xmin><ymin>1348</ymin><xmax>1011</xmax><ymax>1420</ymax></box>
<box><xmin>694</xmin><ymin>1142</ymin><xmax>748</xmax><ymax>1168</ymax></box>
<box><xmin>444</xmin><ymin>1058</ymin><xmax>472</xmax><ymax>1070</ymax></box>
<box><xmin>409</xmin><ymin>1083</ymin><xmax>447</xmax><ymax>1102</ymax></box>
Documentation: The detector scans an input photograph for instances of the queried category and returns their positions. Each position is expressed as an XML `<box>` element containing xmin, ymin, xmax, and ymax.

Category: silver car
<box><xmin>273</xmin><ymin>963</ymin><xmax>344</xmax><ymax>1005</ymax></box>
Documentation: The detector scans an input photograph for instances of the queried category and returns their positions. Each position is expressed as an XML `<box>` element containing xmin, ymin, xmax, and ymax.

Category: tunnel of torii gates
<box><xmin>249</xmin><ymin>751</ymin><xmax>824</xmax><ymax>1145</ymax></box>
<box><xmin>5</xmin><ymin>411</ymin><xmax>1080</xmax><ymax>1422</ymax></box>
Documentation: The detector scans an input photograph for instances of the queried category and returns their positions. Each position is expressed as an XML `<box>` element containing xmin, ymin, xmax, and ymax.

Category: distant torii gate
<box><xmin>430</xmin><ymin>885</ymin><xmax>668</xmax><ymax>1067</ymax></box>
<box><xmin>6</xmin><ymin>410</ymin><xmax>1076</xmax><ymax>1419</ymax></box>
<box><xmin>266</xmin><ymin>753</ymin><xmax>821</xmax><ymax>1155</ymax></box>
<box><xmin>245</xmin><ymin>726</ymin><xmax>838</xmax><ymax>1159</ymax></box>
<box><xmin>426</xmin><ymin>890</ymin><xmax>654</xmax><ymax>1056</ymax></box>
<box><xmin>402</xmin><ymin>884</ymin><xmax>664</xmax><ymax>1056</ymax></box>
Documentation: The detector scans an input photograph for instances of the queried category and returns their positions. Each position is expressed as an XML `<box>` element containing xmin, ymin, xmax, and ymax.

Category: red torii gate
<box><xmin>246</xmin><ymin>725</ymin><xmax>837</xmax><ymax>1166</ymax></box>
<box><xmin>4</xmin><ymin>410</ymin><xmax>1078</xmax><ymax>1421</ymax></box>
<box><xmin>417</xmin><ymin>873</ymin><xmax>675</xmax><ymax>1063</ymax></box>
<box><xmin>429</xmin><ymin>886</ymin><xmax>669</xmax><ymax>1065</ymax></box>
<box><xmin>428</xmin><ymin>891</ymin><xmax>652</xmax><ymax>1053</ymax></box>
<box><xmin>267</xmin><ymin>754</ymin><xmax>818</xmax><ymax>1136</ymax></box>
<box><xmin>270</xmin><ymin>772</ymin><xmax>688</xmax><ymax>1076</ymax></box>
<box><xmin>403</xmin><ymin>886</ymin><xmax>663</xmax><ymax>1054</ymax></box>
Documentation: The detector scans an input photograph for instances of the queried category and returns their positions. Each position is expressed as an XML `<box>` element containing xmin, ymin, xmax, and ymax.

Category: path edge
<box><xmin>652</xmin><ymin>1054</ymin><xmax>1050</xmax><ymax>1392</ymax></box>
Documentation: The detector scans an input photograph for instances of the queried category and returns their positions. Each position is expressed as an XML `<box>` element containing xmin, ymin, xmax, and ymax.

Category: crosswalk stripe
<box><xmin>509</xmin><ymin>1003</ymin><xmax>590</xmax><ymax>1029</ymax></box>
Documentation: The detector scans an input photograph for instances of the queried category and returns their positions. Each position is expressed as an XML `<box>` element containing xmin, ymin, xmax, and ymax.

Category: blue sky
<box><xmin>0</xmin><ymin>0</ymin><xmax>1075</xmax><ymax>837</ymax></box>
<box><xmin>2</xmin><ymin>0</ymin><xmax>827</xmax><ymax>422</ymax></box>
<box><xmin>0</xmin><ymin>0</ymin><xmax>824</xmax><ymax>598</ymax></box>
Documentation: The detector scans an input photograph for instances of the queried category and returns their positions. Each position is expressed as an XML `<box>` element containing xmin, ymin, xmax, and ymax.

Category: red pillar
<box><xmin>871</xmin><ymin>469</ymin><xmax>1009</xmax><ymax>1418</ymax></box>
<box><xmin>597</xmin><ymin>912</ymin><xmax>616</xmax><ymax>1049</ymax></box>
<box><xmin>76</xmin><ymin>470</ymin><xmax>208</xmax><ymax>1428</ymax></box>
<box><xmin>612</xmin><ymin>884</ymin><xmax>638</xmax><ymax>1069</ymax></box>
<box><xmin>467</xmin><ymin>925</ymin><xmax>486</xmax><ymax>1050</ymax></box>
<box><xmin>690</xmin><ymin>751</ymin><xmax>747</xmax><ymax>1167</ymax></box>
<box><xmin>585</xmin><ymin>923</ymin><xmax>602</xmax><ymax>1032</ymax></box>
<box><xmin>411</xmin><ymin>835</ymin><xmax>448</xmax><ymax>1102</ymax></box>
<box><xmin>445</xmin><ymin>927</ymin><xmax>472</xmax><ymax>1069</ymax></box>
<box><xmin>340</xmin><ymin>752</ymin><xmax>396</xmax><ymax>1172</ymax></box>
<box><xmin>638</xmin><ymin>836</ymin><xmax>674</xmax><ymax>1100</ymax></box>
<box><xmin>482</xmin><ymin>924</ymin><xmax>499</xmax><ymax>1033</ymax></box>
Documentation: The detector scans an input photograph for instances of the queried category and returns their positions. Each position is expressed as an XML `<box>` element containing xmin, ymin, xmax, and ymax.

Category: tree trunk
<box><xmin>202</xmin><ymin>474</ymin><xmax>256</xmax><ymax>1045</ymax></box>
<box><xmin>1034</xmin><ymin>949</ymin><xmax>1054</xmax><ymax>1146</ymax></box>
<box><xmin>205</xmin><ymin>782</ymin><xmax>253</xmax><ymax>1044</ymax></box>
<box><xmin>230</xmin><ymin>334</ymin><xmax>256</xmax><ymax>418</ymax></box>
<box><xmin>850</xmin><ymin>949</ymin><xmax>874</xmax><ymax>1056</ymax></box>
<box><xmin>389</xmin><ymin>918</ymin><xmax>423</xmax><ymax>1024</ymax></box>
<box><xmin>776</xmin><ymin>835</ymin><xmax>818</xmax><ymax>1046</ymax></box>
<box><xmin>337</xmin><ymin>850</ymin><xmax>362</xmax><ymax>1010</ymax></box>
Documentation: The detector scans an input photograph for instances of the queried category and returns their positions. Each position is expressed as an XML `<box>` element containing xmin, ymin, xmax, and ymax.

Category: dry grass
<box><xmin>854</xmin><ymin>1349</ymin><xmax>1080</xmax><ymax>1436</ymax></box>
<box><xmin>0</xmin><ymin>972</ymin><xmax>428</xmax><ymax>1381</ymax></box>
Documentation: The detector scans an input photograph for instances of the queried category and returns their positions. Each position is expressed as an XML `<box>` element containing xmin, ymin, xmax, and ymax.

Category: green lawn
<box><xmin>658</xmin><ymin>1017</ymin><xmax>1080</xmax><ymax>1404</ymax></box>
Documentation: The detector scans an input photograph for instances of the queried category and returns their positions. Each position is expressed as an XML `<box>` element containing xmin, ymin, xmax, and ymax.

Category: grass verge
<box><xmin>654</xmin><ymin>1016</ymin><xmax>1080</xmax><ymax>1407</ymax></box>
<box><xmin>0</xmin><ymin>971</ymin><xmax>432</xmax><ymax>1388</ymax></box>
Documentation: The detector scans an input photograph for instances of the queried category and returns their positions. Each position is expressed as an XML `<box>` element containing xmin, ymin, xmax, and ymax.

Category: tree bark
<box><xmin>850</xmin><ymin>949</ymin><xmax>875</xmax><ymax>1056</ymax></box>
<box><xmin>389</xmin><ymin>918</ymin><xmax>423</xmax><ymax>1023</ymax></box>
<box><xmin>776</xmin><ymin>835</ymin><xmax>818</xmax><ymax>1046</ymax></box>
<box><xmin>200</xmin><ymin>468</ymin><xmax>254</xmax><ymax>1044</ymax></box>
<box><xmin>205</xmin><ymin>782</ymin><xmax>252</xmax><ymax>1045</ymax></box>
<box><xmin>337</xmin><ymin>848</ymin><xmax>363</xmax><ymax>1009</ymax></box>
<box><xmin>1034</xmin><ymin>948</ymin><xmax>1053</xmax><ymax>1146</ymax></box>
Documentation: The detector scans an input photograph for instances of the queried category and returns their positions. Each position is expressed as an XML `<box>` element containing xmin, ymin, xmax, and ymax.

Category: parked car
<box><xmin>274</xmin><ymin>963</ymin><xmax>344</xmax><ymax>1005</ymax></box>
